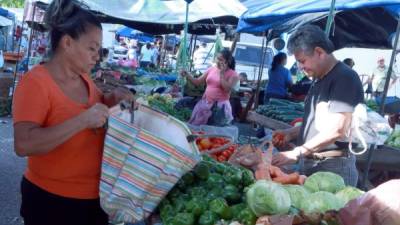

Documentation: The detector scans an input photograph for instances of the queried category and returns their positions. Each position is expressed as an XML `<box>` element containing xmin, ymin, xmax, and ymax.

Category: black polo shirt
<box><xmin>298</xmin><ymin>61</ymin><xmax>364</xmax><ymax>148</ymax></box>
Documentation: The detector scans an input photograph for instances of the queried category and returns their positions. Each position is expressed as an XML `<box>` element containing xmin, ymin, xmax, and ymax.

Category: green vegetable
<box><xmin>198</xmin><ymin>210</ymin><xmax>218</xmax><ymax>225</ymax></box>
<box><xmin>207</xmin><ymin>187</ymin><xmax>223</xmax><ymax>201</ymax></box>
<box><xmin>240</xmin><ymin>167</ymin><xmax>256</xmax><ymax>187</ymax></box>
<box><xmin>230</xmin><ymin>203</ymin><xmax>247</xmax><ymax>220</ymax></box>
<box><xmin>246</xmin><ymin>180</ymin><xmax>291</xmax><ymax>216</ymax></box>
<box><xmin>185</xmin><ymin>197</ymin><xmax>207</xmax><ymax>217</ymax></box>
<box><xmin>223</xmin><ymin>184</ymin><xmax>241</xmax><ymax>203</ymax></box>
<box><xmin>223</xmin><ymin>167</ymin><xmax>242</xmax><ymax>186</ymax></box>
<box><xmin>172</xmin><ymin>212</ymin><xmax>195</xmax><ymax>225</ymax></box>
<box><xmin>182</xmin><ymin>172</ymin><xmax>195</xmax><ymax>186</ymax></box>
<box><xmin>209</xmin><ymin>198</ymin><xmax>232</xmax><ymax>220</ymax></box>
<box><xmin>300</xmin><ymin>191</ymin><xmax>342</xmax><ymax>213</ymax></box>
<box><xmin>194</xmin><ymin>162</ymin><xmax>210</xmax><ymax>180</ymax></box>
<box><xmin>206</xmin><ymin>173</ymin><xmax>224</xmax><ymax>188</ymax></box>
<box><xmin>335</xmin><ymin>186</ymin><xmax>364</xmax><ymax>207</ymax></box>
<box><xmin>160</xmin><ymin>204</ymin><xmax>175</xmax><ymax>222</ymax></box>
<box><xmin>214</xmin><ymin>162</ymin><xmax>227</xmax><ymax>174</ymax></box>
<box><xmin>187</xmin><ymin>186</ymin><xmax>207</xmax><ymax>198</ymax></box>
<box><xmin>237</xmin><ymin>207</ymin><xmax>257</xmax><ymax>225</ymax></box>
<box><xmin>284</xmin><ymin>185</ymin><xmax>310</xmax><ymax>209</ymax></box>
<box><xmin>304</xmin><ymin>171</ymin><xmax>346</xmax><ymax>193</ymax></box>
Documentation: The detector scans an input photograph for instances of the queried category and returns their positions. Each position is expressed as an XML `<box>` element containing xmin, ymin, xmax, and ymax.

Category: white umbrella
<box><xmin>0</xmin><ymin>16</ymin><xmax>12</xmax><ymax>27</ymax></box>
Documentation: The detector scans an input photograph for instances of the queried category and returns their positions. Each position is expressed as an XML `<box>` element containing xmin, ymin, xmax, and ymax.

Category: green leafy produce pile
<box><xmin>385</xmin><ymin>130</ymin><xmax>400</xmax><ymax>149</ymax></box>
<box><xmin>147</xmin><ymin>94</ymin><xmax>192</xmax><ymax>122</ymax></box>
<box><xmin>159</xmin><ymin>155</ymin><xmax>257</xmax><ymax>225</ymax></box>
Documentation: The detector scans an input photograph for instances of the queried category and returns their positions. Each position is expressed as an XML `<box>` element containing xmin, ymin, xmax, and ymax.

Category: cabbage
<box><xmin>246</xmin><ymin>180</ymin><xmax>291</xmax><ymax>216</ymax></box>
<box><xmin>304</xmin><ymin>171</ymin><xmax>345</xmax><ymax>193</ymax></box>
<box><xmin>300</xmin><ymin>191</ymin><xmax>342</xmax><ymax>213</ymax></box>
<box><xmin>284</xmin><ymin>185</ymin><xmax>310</xmax><ymax>209</ymax></box>
<box><xmin>335</xmin><ymin>186</ymin><xmax>365</xmax><ymax>207</ymax></box>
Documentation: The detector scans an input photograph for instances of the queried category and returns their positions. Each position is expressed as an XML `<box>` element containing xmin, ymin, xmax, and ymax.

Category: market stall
<box><xmin>236</xmin><ymin>0</ymin><xmax>400</xmax><ymax>189</ymax></box>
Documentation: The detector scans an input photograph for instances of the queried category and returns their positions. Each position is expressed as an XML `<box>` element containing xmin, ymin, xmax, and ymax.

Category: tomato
<box><xmin>199</xmin><ymin>138</ymin><xmax>212</xmax><ymax>150</ymax></box>
<box><xmin>217</xmin><ymin>155</ymin><xmax>227</xmax><ymax>162</ymax></box>
<box><xmin>221</xmin><ymin>150</ymin><xmax>231</xmax><ymax>158</ymax></box>
<box><xmin>211</xmin><ymin>143</ymin><xmax>223</xmax><ymax>149</ymax></box>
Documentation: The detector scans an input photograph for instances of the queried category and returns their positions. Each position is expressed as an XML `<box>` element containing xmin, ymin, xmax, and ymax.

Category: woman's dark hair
<box><xmin>99</xmin><ymin>48</ymin><xmax>109</xmax><ymax>61</ymax></box>
<box><xmin>219</xmin><ymin>49</ymin><xmax>236</xmax><ymax>70</ymax></box>
<box><xmin>44</xmin><ymin>0</ymin><xmax>102</xmax><ymax>52</ymax></box>
<box><xmin>271</xmin><ymin>52</ymin><xmax>287</xmax><ymax>71</ymax></box>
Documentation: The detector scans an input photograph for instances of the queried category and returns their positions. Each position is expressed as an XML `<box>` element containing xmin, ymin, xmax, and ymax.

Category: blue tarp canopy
<box><xmin>116</xmin><ymin>26</ymin><xmax>155</xmax><ymax>43</ymax></box>
<box><xmin>0</xmin><ymin>7</ymin><xmax>15</xmax><ymax>20</ymax></box>
<box><xmin>237</xmin><ymin>0</ymin><xmax>400</xmax><ymax>49</ymax></box>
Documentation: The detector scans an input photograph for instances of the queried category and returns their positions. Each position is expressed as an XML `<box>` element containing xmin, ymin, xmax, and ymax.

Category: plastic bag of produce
<box><xmin>338</xmin><ymin>179</ymin><xmax>400</xmax><ymax>225</ymax></box>
<box><xmin>100</xmin><ymin>104</ymin><xmax>201</xmax><ymax>224</ymax></box>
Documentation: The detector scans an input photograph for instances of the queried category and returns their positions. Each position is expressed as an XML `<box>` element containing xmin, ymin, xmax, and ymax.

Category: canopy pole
<box><xmin>254</xmin><ymin>30</ymin><xmax>272</xmax><ymax>110</ymax></box>
<box><xmin>325</xmin><ymin>0</ymin><xmax>336</xmax><ymax>35</ymax></box>
<box><xmin>379</xmin><ymin>18</ymin><xmax>400</xmax><ymax>115</ymax></box>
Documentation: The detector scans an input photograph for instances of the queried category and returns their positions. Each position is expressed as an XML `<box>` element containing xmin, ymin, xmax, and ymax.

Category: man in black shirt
<box><xmin>272</xmin><ymin>25</ymin><xmax>364</xmax><ymax>186</ymax></box>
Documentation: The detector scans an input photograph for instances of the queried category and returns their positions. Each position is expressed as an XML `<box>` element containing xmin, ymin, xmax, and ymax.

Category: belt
<box><xmin>306</xmin><ymin>150</ymin><xmax>349</xmax><ymax>160</ymax></box>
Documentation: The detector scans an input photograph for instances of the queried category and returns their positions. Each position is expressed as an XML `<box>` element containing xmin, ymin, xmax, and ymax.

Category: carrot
<box><xmin>272</xmin><ymin>172</ymin><xmax>300</xmax><ymax>185</ymax></box>
<box><xmin>269</xmin><ymin>165</ymin><xmax>286</xmax><ymax>178</ymax></box>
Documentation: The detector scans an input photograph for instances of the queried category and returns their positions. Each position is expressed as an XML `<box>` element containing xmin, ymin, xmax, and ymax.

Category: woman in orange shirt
<box><xmin>12</xmin><ymin>1</ymin><xmax>133</xmax><ymax>225</ymax></box>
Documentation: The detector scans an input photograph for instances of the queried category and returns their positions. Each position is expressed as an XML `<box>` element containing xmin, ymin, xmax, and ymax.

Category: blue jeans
<box><xmin>300</xmin><ymin>154</ymin><xmax>358</xmax><ymax>186</ymax></box>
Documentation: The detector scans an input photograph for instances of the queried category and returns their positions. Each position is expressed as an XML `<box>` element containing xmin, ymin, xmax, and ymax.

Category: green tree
<box><xmin>1</xmin><ymin>0</ymin><xmax>25</xmax><ymax>8</ymax></box>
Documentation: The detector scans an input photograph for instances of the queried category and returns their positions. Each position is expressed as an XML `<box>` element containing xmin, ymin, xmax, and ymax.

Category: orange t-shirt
<box><xmin>13</xmin><ymin>65</ymin><xmax>106</xmax><ymax>199</ymax></box>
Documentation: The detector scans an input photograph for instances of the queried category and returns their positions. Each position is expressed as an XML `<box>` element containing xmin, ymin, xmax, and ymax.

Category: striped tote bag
<box><xmin>100</xmin><ymin>105</ymin><xmax>201</xmax><ymax>224</ymax></box>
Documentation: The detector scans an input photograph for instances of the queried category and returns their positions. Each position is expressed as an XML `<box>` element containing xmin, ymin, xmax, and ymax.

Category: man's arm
<box><xmin>301</xmin><ymin>111</ymin><xmax>352</xmax><ymax>155</ymax></box>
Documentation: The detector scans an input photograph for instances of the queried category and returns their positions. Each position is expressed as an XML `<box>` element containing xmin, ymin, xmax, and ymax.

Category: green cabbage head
<box><xmin>300</xmin><ymin>191</ymin><xmax>342</xmax><ymax>213</ymax></box>
<box><xmin>284</xmin><ymin>185</ymin><xmax>310</xmax><ymax>209</ymax></box>
<box><xmin>304</xmin><ymin>171</ymin><xmax>345</xmax><ymax>193</ymax></box>
<box><xmin>335</xmin><ymin>186</ymin><xmax>365</xmax><ymax>207</ymax></box>
<box><xmin>246</xmin><ymin>180</ymin><xmax>291</xmax><ymax>216</ymax></box>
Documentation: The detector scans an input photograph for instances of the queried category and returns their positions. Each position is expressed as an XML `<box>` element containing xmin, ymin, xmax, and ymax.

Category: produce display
<box><xmin>385</xmin><ymin>130</ymin><xmax>400</xmax><ymax>148</ymax></box>
<box><xmin>256</xmin><ymin>99</ymin><xmax>304</xmax><ymax>124</ymax></box>
<box><xmin>195</xmin><ymin>136</ymin><xmax>237</xmax><ymax>162</ymax></box>
<box><xmin>147</xmin><ymin>94</ymin><xmax>192</xmax><ymax>122</ymax></box>
<box><xmin>159</xmin><ymin>155</ymin><xmax>257</xmax><ymax>225</ymax></box>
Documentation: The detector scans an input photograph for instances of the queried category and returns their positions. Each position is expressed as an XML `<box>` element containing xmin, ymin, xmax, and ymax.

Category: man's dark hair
<box><xmin>44</xmin><ymin>0</ymin><xmax>102</xmax><ymax>52</ymax></box>
<box><xmin>287</xmin><ymin>25</ymin><xmax>335</xmax><ymax>55</ymax></box>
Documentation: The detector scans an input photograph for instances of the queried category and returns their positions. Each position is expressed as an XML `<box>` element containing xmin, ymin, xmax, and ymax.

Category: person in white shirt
<box><xmin>139</xmin><ymin>42</ymin><xmax>153</xmax><ymax>68</ymax></box>
<box><xmin>193</xmin><ymin>42</ymin><xmax>212</xmax><ymax>73</ymax></box>
<box><xmin>151</xmin><ymin>44</ymin><xmax>159</xmax><ymax>66</ymax></box>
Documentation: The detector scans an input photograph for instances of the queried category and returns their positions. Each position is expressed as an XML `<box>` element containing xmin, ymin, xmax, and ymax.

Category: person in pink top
<box><xmin>181</xmin><ymin>49</ymin><xmax>239</xmax><ymax>125</ymax></box>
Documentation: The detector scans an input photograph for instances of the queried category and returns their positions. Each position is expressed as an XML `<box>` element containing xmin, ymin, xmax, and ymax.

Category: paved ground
<box><xmin>0</xmin><ymin>116</ymin><xmax>25</xmax><ymax>225</ymax></box>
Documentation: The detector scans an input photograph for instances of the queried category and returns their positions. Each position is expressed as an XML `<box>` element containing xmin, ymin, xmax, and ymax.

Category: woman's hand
<box><xmin>81</xmin><ymin>103</ymin><xmax>109</xmax><ymax>129</ymax></box>
<box><xmin>219</xmin><ymin>62</ymin><xmax>228</xmax><ymax>76</ymax></box>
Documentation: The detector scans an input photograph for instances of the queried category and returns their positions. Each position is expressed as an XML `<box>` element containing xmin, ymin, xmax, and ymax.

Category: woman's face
<box><xmin>216</xmin><ymin>54</ymin><xmax>227</xmax><ymax>70</ymax></box>
<box><xmin>67</xmin><ymin>25</ymin><xmax>102</xmax><ymax>74</ymax></box>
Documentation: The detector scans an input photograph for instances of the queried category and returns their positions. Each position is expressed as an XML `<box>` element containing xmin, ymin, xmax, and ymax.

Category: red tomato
<box><xmin>199</xmin><ymin>138</ymin><xmax>212</xmax><ymax>149</ymax></box>
<box><xmin>217</xmin><ymin>155</ymin><xmax>227</xmax><ymax>162</ymax></box>
<box><xmin>221</xmin><ymin>150</ymin><xmax>231</xmax><ymax>158</ymax></box>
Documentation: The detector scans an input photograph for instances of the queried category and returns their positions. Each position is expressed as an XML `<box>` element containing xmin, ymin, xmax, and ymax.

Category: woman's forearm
<box><xmin>14</xmin><ymin>114</ymin><xmax>89</xmax><ymax>156</ymax></box>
